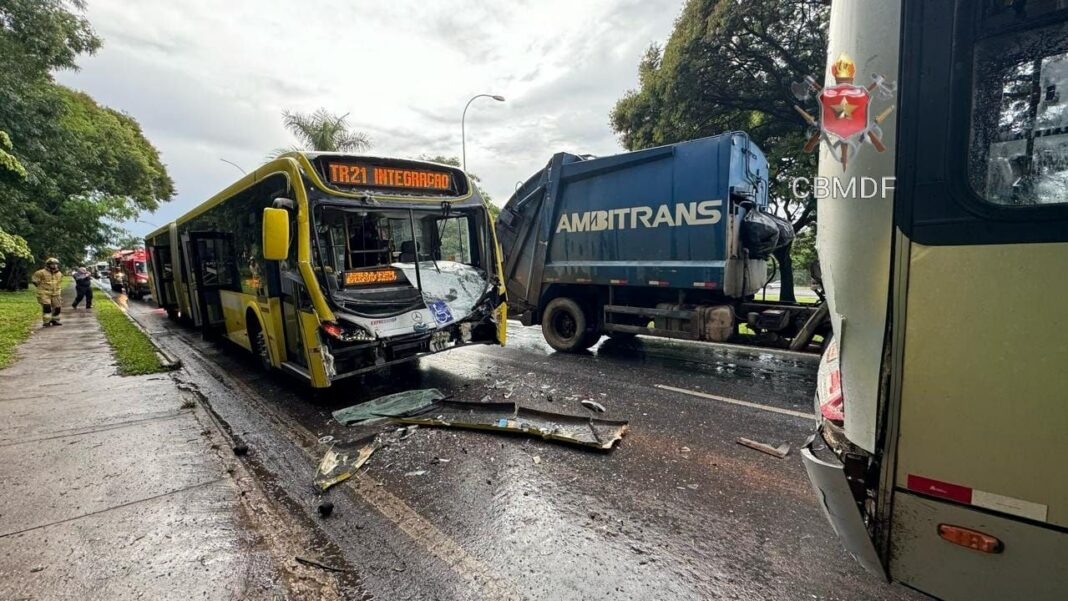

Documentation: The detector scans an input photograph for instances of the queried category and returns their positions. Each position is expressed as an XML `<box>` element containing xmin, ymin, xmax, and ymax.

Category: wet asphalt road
<box><xmin>115</xmin><ymin>289</ymin><xmax>924</xmax><ymax>601</ymax></box>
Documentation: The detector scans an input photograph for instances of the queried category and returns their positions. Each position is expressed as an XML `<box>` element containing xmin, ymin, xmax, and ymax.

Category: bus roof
<box><xmin>143</xmin><ymin>152</ymin><xmax>478</xmax><ymax>241</ymax></box>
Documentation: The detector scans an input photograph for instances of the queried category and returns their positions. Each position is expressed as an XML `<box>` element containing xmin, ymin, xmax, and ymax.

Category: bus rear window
<box><xmin>969</xmin><ymin>19</ymin><xmax>1068</xmax><ymax>206</ymax></box>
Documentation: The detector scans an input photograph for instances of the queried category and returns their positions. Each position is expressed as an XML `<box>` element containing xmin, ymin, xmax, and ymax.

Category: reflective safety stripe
<box><xmin>906</xmin><ymin>474</ymin><xmax>1048</xmax><ymax>522</ymax></box>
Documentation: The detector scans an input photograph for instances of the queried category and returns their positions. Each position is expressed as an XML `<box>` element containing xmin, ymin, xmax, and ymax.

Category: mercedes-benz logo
<box><xmin>411</xmin><ymin>311</ymin><xmax>423</xmax><ymax>323</ymax></box>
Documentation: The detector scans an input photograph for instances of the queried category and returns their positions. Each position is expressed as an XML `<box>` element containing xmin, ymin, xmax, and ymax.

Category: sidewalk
<box><xmin>0</xmin><ymin>285</ymin><xmax>281</xmax><ymax>600</ymax></box>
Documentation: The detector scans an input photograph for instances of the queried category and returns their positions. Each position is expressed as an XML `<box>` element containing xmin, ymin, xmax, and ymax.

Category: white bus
<box><xmin>801</xmin><ymin>1</ymin><xmax>1068</xmax><ymax>599</ymax></box>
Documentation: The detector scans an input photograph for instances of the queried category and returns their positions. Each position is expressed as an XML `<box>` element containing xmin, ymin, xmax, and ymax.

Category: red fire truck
<box><xmin>120</xmin><ymin>248</ymin><xmax>150</xmax><ymax>300</ymax></box>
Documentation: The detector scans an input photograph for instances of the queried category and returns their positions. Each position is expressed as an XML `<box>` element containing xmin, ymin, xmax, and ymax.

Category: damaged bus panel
<box><xmin>145</xmin><ymin>153</ymin><xmax>508</xmax><ymax>388</ymax></box>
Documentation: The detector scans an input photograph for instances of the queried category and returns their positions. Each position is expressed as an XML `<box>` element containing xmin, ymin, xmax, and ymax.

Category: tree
<box><xmin>0</xmin><ymin>0</ymin><xmax>173</xmax><ymax>288</ymax></box>
<box><xmin>611</xmin><ymin>0</ymin><xmax>829</xmax><ymax>299</ymax></box>
<box><xmin>272</xmin><ymin>108</ymin><xmax>371</xmax><ymax>156</ymax></box>
<box><xmin>0</xmin><ymin>130</ymin><xmax>32</xmax><ymax>283</ymax></box>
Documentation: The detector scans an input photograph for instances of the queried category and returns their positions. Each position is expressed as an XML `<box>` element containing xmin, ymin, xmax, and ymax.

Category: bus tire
<box><xmin>247</xmin><ymin>318</ymin><xmax>271</xmax><ymax>371</ymax></box>
<box><xmin>542</xmin><ymin>297</ymin><xmax>598</xmax><ymax>353</ymax></box>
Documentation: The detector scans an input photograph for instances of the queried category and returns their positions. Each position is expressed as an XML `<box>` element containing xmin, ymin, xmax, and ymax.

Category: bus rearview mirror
<box><xmin>262</xmin><ymin>207</ymin><xmax>289</xmax><ymax>261</ymax></box>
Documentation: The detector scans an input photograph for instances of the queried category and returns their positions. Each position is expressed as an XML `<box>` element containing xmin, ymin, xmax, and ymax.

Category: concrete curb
<box><xmin>94</xmin><ymin>280</ymin><xmax>182</xmax><ymax>370</ymax></box>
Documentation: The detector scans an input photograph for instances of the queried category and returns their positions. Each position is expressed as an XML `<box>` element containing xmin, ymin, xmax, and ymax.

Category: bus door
<box><xmin>148</xmin><ymin>244</ymin><xmax>176</xmax><ymax>310</ymax></box>
<box><xmin>887</xmin><ymin>2</ymin><xmax>1068</xmax><ymax>598</ymax></box>
<box><xmin>182</xmin><ymin>231</ymin><xmax>238</xmax><ymax>333</ymax></box>
<box><xmin>277</xmin><ymin>204</ymin><xmax>309</xmax><ymax>370</ymax></box>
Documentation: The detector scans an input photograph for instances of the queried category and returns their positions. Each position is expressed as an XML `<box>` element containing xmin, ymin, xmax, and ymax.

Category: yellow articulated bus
<box><xmin>145</xmin><ymin>153</ymin><xmax>507</xmax><ymax>388</ymax></box>
<box><xmin>802</xmin><ymin>1</ymin><xmax>1067</xmax><ymax>599</ymax></box>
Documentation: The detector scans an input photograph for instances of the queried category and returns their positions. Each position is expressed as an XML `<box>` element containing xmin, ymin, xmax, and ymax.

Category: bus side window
<box><xmin>970</xmin><ymin>20</ymin><xmax>1068</xmax><ymax>206</ymax></box>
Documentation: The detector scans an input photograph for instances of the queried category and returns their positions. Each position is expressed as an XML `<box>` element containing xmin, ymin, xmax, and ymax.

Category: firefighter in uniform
<box><xmin>31</xmin><ymin>258</ymin><xmax>64</xmax><ymax>327</ymax></box>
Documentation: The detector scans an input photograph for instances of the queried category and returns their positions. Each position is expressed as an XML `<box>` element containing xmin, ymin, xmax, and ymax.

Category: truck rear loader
<box><xmin>495</xmin><ymin>133</ymin><xmax>827</xmax><ymax>353</ymax></box>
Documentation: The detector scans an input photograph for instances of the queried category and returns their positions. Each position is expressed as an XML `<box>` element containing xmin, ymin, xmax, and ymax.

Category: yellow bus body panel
<box><xmin>299</xmin><ymin>310</ymin><xmax>330</xmax><ymax>388</ymax></box>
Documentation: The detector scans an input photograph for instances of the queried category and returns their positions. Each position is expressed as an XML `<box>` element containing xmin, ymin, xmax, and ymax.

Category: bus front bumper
<box><xmin>324</xmin><ymin>312</ymin><xmax>501</xmax><ymax>382</ymax></box>
<box><xmin>801</xmin><ymin>428</ymin><xmax>887</xmax><ymax>579</ymax></box>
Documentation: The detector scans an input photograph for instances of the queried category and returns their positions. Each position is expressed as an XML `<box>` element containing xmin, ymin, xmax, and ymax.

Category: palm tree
<box><xmin>270</xmin><ymin>108</ymin><xmax>371</xmax><ymax>157</ymax></box>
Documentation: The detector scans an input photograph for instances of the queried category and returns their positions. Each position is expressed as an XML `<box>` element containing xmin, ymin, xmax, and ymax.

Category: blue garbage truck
<box><xmin>495</xmin><ymin>132</ymin><xmax>828</xmax><ymax>353</ymax></box>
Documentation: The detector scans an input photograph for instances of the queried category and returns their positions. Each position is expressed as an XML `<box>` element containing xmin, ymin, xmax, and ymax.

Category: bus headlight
<box><xmin>322</xmin><ymin>321</ymin><xmax>374</xmax><ymax>342</ymax></box>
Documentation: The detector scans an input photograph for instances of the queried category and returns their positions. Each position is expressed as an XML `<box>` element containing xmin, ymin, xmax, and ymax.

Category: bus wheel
<box><xmin>542</xmin><ymin>297</ymin><xmax>598</xmax><ymax>353</ymax></box>
<box><xmin>249</xmin><ymin>321</ymin><xmax>271</xmax><ymax>371</ymax></box>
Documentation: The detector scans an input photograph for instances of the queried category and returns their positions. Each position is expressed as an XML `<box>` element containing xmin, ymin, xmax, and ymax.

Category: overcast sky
<box><xmin>55</xmin><ymin>0</ymin><xmax>681</xmax><ymax>237</ymax></box>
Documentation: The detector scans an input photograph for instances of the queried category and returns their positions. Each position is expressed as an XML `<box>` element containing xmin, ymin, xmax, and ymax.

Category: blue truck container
<box><xmin>496</xmin><ymin>133</ymin><xmax>826</xmax><ymax>352</ymax></box>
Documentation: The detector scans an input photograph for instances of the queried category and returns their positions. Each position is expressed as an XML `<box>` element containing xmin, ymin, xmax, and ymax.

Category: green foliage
<box><xmin>611</xmin><ymin>0</ymin><xmax>828</xmax><ymax>231</ymax></box>
<box><xmin>0</xmin><ymin>130</ymin><xmax>26</xmax><ymax>179</ymax></box>
<box><xmin>0</xmin><ymin>225</ymin><xmax>33</xmax><ymax>269</ymax></box>
<box><xmin>791</xmin><ymin>226</ymin><xmax>817</xmax><ymax>275</ymax></box>
<box><xmin>0</xmin><ymin>0</ymin><xmax>173</xmax><ymax>285</ymax></box>
<box><xmin>0</xmin><ymin>285</ymin><xmax>39</xmax><ymax>368</ymax></box>
<box><xmin>418</xmin><ymin>154</ymin><xmax>498</xmax><ymax>216</ymax></box>
<box><xmin>272</xmin><ymin>108</ymin><xmax>371</xmax><ymax>157</ymax></box>
<box><xmin>94</xmin><ymin>295</ymin><xmax>164</xmax><ymax>375</ymax></box>
<box><xmin>0</xmin><ymin>0</ymin><xmax>101</xmax><ymax>76</ymax></box>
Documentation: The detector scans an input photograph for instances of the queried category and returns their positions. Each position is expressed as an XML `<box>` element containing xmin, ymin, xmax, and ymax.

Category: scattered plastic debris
<box><xmin>532</xmin><ymin>455</ymin><xmax>542</xmax><ymax>465</ymax></box>
<box><xmin>394</xmin><ymin>400</ymin><xmax>628</xmax><ymax>450</ymax></box>
<box><xmin>314</xmin><ymin>442</ymin><xmax>378</xmax><ymax>492</ymax></box>
<box><xmin>736</xmin><ymin>437</ymin><xmax>790</xmax><ymax>459</ymax></box>
<box><xmin>405</xmin><ymin>470</ymin><xmax>427</xmax><ymax>477</ymax></box>
<box><xmin>581</xmin><ymin>400</ymin><xmax>607</xmax><ymax>413</ymax></box>
<box><xmin>318</xmin><ymin>435</ymin><xmax>334</xmax><ymax>444</ymax></box>
<box><xmin>333</xmin><ymin>389</ymin><xmax>446</xmax><ymax>426</ymax></box>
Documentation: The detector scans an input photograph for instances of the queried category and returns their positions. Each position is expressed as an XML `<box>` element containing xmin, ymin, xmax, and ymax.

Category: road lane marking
<box><xmin>655</xmin><ymin>384</ymin><xmax>814</xmax><ymax>420</ymax></box>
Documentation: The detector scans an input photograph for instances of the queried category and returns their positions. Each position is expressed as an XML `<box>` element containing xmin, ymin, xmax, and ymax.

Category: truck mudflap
<box><xmin>800</xmin><ymin>433</ymin><xmax>886</xmax><ymax>579</ymax></box>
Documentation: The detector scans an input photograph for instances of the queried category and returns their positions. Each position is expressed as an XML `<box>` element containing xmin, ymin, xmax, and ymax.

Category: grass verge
<box><xmin>0</xmin><ymin>287</ymin><xmax>40</xmax><ymax>369</ymax></box>
<box><xmin>95</xmin><ymin>294</ymin><xmax>165</xmax><ymax>375</ymax></box>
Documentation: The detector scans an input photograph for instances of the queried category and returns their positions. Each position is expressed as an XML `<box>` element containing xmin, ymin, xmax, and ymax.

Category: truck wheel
<box><xmin>542</xmin><ymin>297</ymin><xmax>598</xmax><ymax>352</ymax></box>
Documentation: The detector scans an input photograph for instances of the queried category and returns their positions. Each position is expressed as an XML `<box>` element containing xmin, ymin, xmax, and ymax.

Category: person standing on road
<box><xmin>31</xmin><ymin>258</ymin><xmax>64</xmax><ymax>327</ymax></box>
<box><xmin>73</xmin><ymin>266</ymin><xmax>93</xmax><ymax>310</ymax></box>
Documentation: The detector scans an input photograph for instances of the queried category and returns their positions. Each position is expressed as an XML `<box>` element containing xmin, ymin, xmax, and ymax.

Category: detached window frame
<box><xmin>969</xmin><ymin>17</ymin><xmax>1068</xmax><ymax>208</ymax></box>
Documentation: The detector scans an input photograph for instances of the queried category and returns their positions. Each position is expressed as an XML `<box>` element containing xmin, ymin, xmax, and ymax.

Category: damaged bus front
<box><xmin>310</xmin><ymin>189</ymin><xmax>505</xmax><ymax>377</ymax></box>
<box><xmin>147</xmin><ymin>153</ymin><xmax>507</xmax><ymax>388</ymax></box>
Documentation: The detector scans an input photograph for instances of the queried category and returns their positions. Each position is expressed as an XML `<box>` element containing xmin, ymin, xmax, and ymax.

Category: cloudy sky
<box><xmin>56</xmin><ymin>0</ymin><xmax>682</xmax><ymax>237</ymax></box>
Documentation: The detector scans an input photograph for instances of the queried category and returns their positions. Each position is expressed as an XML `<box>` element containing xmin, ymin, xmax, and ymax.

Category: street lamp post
<box><xmin>461</xmin><ymin>94</ymin><xmax>505</xmax><ymax>172</ymax></box>
<box><xmin>219</xmin><ymin>158</ymin><xmax>247</xmax><ymax>175</ymax></box>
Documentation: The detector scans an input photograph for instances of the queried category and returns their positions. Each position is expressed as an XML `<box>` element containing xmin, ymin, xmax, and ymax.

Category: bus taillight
<box><xmin>937</xmin><ymin>524</ymin><xmax>1003</xmax><ymax>554</ymax></box>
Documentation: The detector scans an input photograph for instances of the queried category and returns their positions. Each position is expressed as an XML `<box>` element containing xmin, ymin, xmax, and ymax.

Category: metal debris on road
<box><xmin>736</xmin><ymin>437</ymin><xmax>791</xmax><ymax>459</ymax></box>
<box><xmin>580</xmin><ymin>400</ymin><xmax>607</xmax><ymax>413</ymax></box>
<box><xmin>295</xmin><ymin>555</ymin><xmax>349</xmax><ymax>573</ymax></box>
<box><xmin>314</xmin><ymin>442</ymin><xmax>378</xmax><ymax>492</ymax></box>
<box><xmin>394</xmin><ymin>400</ymin><xmax>628</xmax><ymax>450</ymax></box>
<box><xmin>332</xmin><ymin>389</ymin><xmax>446</xmax><ymax>426</ymax></box>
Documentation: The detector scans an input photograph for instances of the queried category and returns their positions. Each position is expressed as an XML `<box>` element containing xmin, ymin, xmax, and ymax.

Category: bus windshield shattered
<box><xmin>312</xmin><ymin>203</ymin><xmax>494</xmax><ymax>329</ymax></box>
